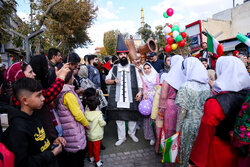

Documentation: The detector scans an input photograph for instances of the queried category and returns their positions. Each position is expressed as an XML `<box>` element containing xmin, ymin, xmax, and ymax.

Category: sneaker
<box><xmin>95</xmin><ymin>160</ymin><xmax>103</xmax><ymax>167</ymax></box>
<box><xmin>88</xmin><ymin>157</ymin><xmax>94</xmax><ymax>163</ymax></box>
<box><xmin>150</xmin><ymin>139</ymin><xmax>155</xmax><ymax>145</ymax></box>
<box><xmin>115</xmin><ymin>139</ymin><xmax>126</xmax><ymax>146</ymax></box>
<box><xmin>129</xmin><ymin>135</ymin><xmax>139</xmax><ymax>142</ymax></box>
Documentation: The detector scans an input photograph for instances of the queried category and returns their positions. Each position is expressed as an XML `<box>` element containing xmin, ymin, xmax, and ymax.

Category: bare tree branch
<box><xmin>2</xmin><ymin>27</ymin><xmax>26</xmax><ymax>39</ymax></box>
<box><xmin>38</xmin><ymin>0</ymin><xmax>61</xmax><ymax>28</ymax></box>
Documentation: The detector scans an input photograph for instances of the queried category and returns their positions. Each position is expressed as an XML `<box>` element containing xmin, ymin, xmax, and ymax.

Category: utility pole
<box><xmin>233</xmin><ymin>0</ymin><xmax>235</xmax><ymax>7</ymax></box>
<box><xmin>5</xmin><ymin>28</ymin><xmax>44</xmax><ymax>62</ymax></box>
<box><xmin>2</xmin><ymin>0</ymin><xmax>61</xmax><ymax>62</ymax></box>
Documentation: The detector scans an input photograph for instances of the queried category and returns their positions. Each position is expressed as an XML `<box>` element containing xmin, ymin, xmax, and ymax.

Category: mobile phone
<box><xmin>67</xmin><ymin>55</ymin><xmax>69</xmax><ymax>63</ymax></box>
<box><xmin>50</xmin><ymin>144</ymin><xmax>59</xmax><ymax>149</ymax></box>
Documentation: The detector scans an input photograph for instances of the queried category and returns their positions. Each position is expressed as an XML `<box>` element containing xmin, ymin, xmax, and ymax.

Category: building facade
<box><xmin>202</xmin><ymin>1</ymin><xmax>250</xmax><ymax>54</ymax></box>
<box><xmin>0</xmin><ymin>0</ymin><xmax>23</xmax><ymax>67</ymax></box>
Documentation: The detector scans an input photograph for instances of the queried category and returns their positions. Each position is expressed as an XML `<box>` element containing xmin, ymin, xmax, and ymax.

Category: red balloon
<box><xmin>166</xmin><ymin>37</ymin><xmax>173</xmax><ymax>45</ymax></box>
<box><xmin>166</xmin><ymin>8</ymin><xmax>174</xmax><ymax>17</ymax></box>
<box><xmin>178</xmin><ymin>40</ymin><xmax>186</xmax><ymax>47</ymax></box>
<box><xmin>168</xmin><ymin>24</ymin><xmax>173</xmax><ymax>29</ymax></box>
<box><xmin>181</xmin><ymin>32</ymin><xmax>187</xmax><ymax>38</ymax></box>
<box><xmin>165</xmin><ymin>45</ymin><xmax>172</xmax><ymax>52</ymax></box>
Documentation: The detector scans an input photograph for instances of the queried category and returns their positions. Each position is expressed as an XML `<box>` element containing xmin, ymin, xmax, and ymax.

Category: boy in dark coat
<box><xmin>2</xmin><ymin>78</ymin><xmax>66</xmax><ymax>167</ymax></box>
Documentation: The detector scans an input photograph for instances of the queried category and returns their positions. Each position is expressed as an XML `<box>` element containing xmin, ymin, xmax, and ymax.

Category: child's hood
<box><xmin>0</xmin><ymin>100</ymin><xmax>30</xmax><ymax>123</ymax></box>
<box><xmin>84</xmin><ymin>110</ymin><xmax>102</xmax><ymax>122</ymax></box>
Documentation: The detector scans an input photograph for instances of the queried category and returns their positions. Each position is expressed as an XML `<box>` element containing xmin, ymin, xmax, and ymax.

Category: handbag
<box><xmin>98</xmin><ymin>90</ymin><xmax>108</xmax><ymax>109</ymax></box>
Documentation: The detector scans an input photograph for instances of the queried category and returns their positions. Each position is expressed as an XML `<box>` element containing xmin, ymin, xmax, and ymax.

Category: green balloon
<box><xmin>163</xmin><ymin>12</ymin><xmax>169</xmax><ymax>18</ymax></box>
<box><xmin>176</xmin><ymin>35</ymin><xmax>183</xmax><ymax>43</ymax></box>
<box><xmin>172</xmin><ymin>25</ymin><xmax>179</xmax><ymax>32</ymax></box>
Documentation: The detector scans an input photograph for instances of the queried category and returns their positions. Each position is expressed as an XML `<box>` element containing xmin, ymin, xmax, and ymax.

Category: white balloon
<box><xmin>164</xmin><ymin>26</ymin><xmax>172</xmax><ymax>34</ymax></box>
<box><xmin>173</xmin><ymin>22</ymin><xmax>180</xmax><ymax>27</ymax></box>
<box><xmin>179</xmin><ymin>25</ymin><xmax>186</xmax><ymax>32</ymax></box>
<box><xmin>173</xmin><ymin>30</ymin><xmax>179</xmax><ymax>39</ymax></box>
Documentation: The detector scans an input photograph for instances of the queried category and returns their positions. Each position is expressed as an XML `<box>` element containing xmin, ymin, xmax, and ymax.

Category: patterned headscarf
<box><xmin>4</xmin><ymin>62</ymin><xmax>26</xmax><ymax>84</ymax></box>
<box><xmin>78</xmin><ymin>65</ymin><xmax>88</xmax><ymax>79</ymax></box>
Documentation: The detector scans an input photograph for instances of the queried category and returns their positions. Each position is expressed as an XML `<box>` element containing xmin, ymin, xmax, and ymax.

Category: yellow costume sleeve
<box><xmin>63</xmin><ymin>92</ymin><xmax>89</xmax><ymax>127</ymax></box>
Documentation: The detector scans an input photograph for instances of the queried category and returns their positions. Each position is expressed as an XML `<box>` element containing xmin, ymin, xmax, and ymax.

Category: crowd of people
<box><xmin>0</xmin><ymin>34</ymin><xmax>249</xmax><ymax>167</ymax></box>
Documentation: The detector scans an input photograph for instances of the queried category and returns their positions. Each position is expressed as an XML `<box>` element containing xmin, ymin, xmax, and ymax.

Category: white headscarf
<box><xmin>213</xmin><ymin>56</ymin><xmax>250</xmax><ymax>93</ymax></box>
<box><xmin>142</xmin><ymin>62</ymin><xmax>158</xmax><ymax>84</ymax></box>
<box><xmin>182</xmin><ymin>57</ymin><xmax>209</xmax><ymax>84</ymax></box>
<box><xmin>163</xmin><ymin>55</ymin><xmax>186</xmax><ymax>90</ymax></box>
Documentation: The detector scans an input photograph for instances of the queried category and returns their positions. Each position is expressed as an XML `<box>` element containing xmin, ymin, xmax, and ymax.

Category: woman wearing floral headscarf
<box><xmin>175</xmin><ymin>57</ymin><xmax>211</xmax><ymax>167</ymax></box>
<box><xmin>190</xmin><ymin>56</ymin><xmax>250</xmax><ymax>167</ymax></box>
<box><xmin>141</xmin><ymin>62</ymin><xmax>159</xmax><ymax>145</ymax></box>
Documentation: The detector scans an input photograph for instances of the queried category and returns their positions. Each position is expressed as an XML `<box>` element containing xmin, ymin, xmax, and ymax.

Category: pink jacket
<box><xmin>56</xmin><ymin>85</ymin><xmax>87</xmax><ymax>153</ymax></box>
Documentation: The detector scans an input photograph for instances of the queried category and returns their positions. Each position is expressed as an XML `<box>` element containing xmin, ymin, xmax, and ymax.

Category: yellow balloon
<box><xmin>171</xmin><ymin>43</ymin><xmax>178</xmax><ymax>50</ymax></box>
<box><xmin>166</xmin><ymin>33</ymin><xmax>169</xmax><ymax>35</ymax></box>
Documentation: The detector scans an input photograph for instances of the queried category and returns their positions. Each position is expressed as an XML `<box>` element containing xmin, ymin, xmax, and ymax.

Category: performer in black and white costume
<box><xmin>106</xmin><ymin>34</ymin><xmax>143</xmax><ymax>146</ymax></box>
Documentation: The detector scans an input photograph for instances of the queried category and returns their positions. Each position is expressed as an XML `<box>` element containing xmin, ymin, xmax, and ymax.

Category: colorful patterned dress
<box><xmin>142</xmin><ymin>75</ymin><xmax>159</xmax><ymax>141</ymax></box>
<box><xmin>175</xmin><ymin>81</ymin><xmax>210</xmax><ymax>167</ymax></box>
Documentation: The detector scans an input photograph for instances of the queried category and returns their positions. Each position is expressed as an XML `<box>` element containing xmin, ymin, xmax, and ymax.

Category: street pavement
<box><xmin>85</xmin><ymin>120</ymin><xmax>164</xmax><ymax>167</ymax></box>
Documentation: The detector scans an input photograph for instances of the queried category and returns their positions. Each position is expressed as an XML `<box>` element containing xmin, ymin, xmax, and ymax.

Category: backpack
<box><xmin>0</xmin><ymin>142</ymin><xmax>14</xmax><ymax>167</ymax></box>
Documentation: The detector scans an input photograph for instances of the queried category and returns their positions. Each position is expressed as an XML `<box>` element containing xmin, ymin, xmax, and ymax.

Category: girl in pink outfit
<box><xmin>141</xmin><ymin>62</ymin><xmax>159</xmax><ymax>145</ymax></box>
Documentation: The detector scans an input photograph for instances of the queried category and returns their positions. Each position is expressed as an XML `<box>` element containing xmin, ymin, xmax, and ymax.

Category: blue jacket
<box><xmin>150</xmin><ymin>59</ymin><xmax>164</xmax><ymax>73</ymax></box>
<box><xmin>87</xmin><ymin>65</ymin><xmax>101</xmax><ymax>89</ymax></box>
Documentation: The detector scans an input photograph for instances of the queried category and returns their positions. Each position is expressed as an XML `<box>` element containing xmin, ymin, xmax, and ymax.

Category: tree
<box><xmin>99</xmin><ymin>47</ymin><xmax>107</xmax><ymax>60</ymax></box>
<box><xmin>154</xmin><ymin>25</ymin><xmax>166</xmax><ymax>50</ymax></box>
<box><xmin>169</xmin><ymin>35</ymin><xmax>191</xmax><ymax>55</ymax></box>
<box><xmin>31</xmin><ymin>0</ymin><xmax>97</xmax><ymax>55</ymax></box>
<box><xmin>10</xmin><ymin>0</ymin><xmax>97</xmax><ymax>58</ymax></box>
<box><xmin>103</xmin><ymin>30</ymin><xmax>118</xmax><ymax>56</ymax></box>
<box><xmin>3</xmin><ymin>0</ymin><xmax>62</xmax><ymax>61</ymax></box>
<box><xmin>0</xmin><ymin>0</ymin><xmax>13</xmax><ymax>44</ymax></box>
<box><xmin>136</xmin><ymin>23</ymin><xmax>155</xmax><ymax>43</ymax></box>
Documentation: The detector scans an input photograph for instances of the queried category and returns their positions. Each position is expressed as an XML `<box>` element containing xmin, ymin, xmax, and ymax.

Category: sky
<box><xmin>15</xmin><ymin>0</ymin><xmax>244</xmax><ymax>57</ymax></box>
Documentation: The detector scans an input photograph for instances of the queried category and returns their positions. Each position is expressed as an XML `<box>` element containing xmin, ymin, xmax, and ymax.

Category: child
<box><xmin>55</xmin><ymin>69</ymin><xmax>89</xmax><ymax>167</ymax></box>
<box><xmin>2</xmin><ymin>77</ymin><xmax>66</xmax><ymax>167</ymax></box>
<box><xmin>141</xmin><ymin>62</ymin><xmax>159</xmax><ymax>145</ymax></box>
<box><xmin>85</xmin><ymin>95</ymin><xmax>106</xmax><ymax>167</ymax></box>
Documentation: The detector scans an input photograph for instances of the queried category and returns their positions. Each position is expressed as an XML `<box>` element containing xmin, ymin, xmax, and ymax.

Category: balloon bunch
<box><xmin>163</xmin><ymin>8</ymin><xmax>174</xmax><ymax>18</ymax></box>
<box><xmin>164</xmin><ymin>24</ymin><xmax>187</xmax><ymax>53</ymax></box>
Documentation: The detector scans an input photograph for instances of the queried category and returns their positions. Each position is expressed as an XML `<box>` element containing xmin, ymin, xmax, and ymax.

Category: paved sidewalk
<box><xmin>85</xmin><ymin>120</ymin><xmax>164</xmax><ymax>167</ymax></box>
<box><xmin>85</xmin><ymin>147</ymin><xmax>164</xmax><ymax>167</ymax></box>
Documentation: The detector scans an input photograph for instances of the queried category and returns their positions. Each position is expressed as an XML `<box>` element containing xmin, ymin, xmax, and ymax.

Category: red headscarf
<box><xmin>4</xmin><ymin>62</ymin><xmax>26</xmax><ymax>84</ymax></box>
<box><xmin>233</xmin><ymin>50</ymin><xmax>239</xmax><ymax>57</ymax></box>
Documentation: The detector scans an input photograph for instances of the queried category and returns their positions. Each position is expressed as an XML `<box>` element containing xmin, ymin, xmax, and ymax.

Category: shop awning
<box><xmin>222</xmin><ymin>40</ymin><xmax>241</xmax><ymax>51</ymax></box>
